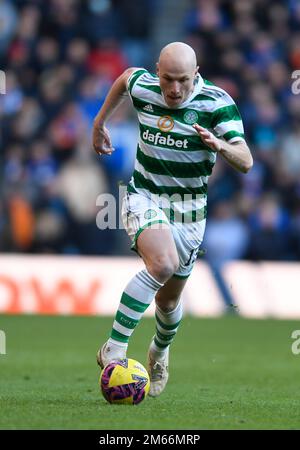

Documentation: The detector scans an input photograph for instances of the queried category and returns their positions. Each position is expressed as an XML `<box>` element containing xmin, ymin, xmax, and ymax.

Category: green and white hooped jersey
<box><xmin>126</xmin><ymin>68</ymin><xmax>245</xmax><ymax>223</ymax></box>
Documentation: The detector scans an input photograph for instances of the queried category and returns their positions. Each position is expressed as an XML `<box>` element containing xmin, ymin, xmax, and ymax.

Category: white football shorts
<box><xmin>121</xmin><ymin>190</ymin><xmax>206</xmax><ymax>278</ymax></box>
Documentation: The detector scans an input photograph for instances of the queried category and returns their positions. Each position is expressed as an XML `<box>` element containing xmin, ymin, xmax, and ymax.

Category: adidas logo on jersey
<box><xmin>143</xmin><ymin>104</ymin><xmax>154</xmax><ymax>113</ymax></box>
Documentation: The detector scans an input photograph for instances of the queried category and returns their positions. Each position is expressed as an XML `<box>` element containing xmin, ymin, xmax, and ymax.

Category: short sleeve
<box><xmin>212</xmin><ymin>93</ymin><xmax>245</xmax><ymax>143</ymax></box>
<box><xmin>127</xmin><ymin>68</ymin><xmax>148</xmax><ymax>97</ymax></box>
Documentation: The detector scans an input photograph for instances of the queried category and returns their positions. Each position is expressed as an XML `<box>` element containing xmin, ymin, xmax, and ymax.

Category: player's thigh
<box><xmin>155</xmin><ymin>275</ymin><xmax>188</xmax><ymax>312</ymax></box>
<box><xmin>121</xmin><ymin>192</ymin><xmax>179</xmax><ymax>282</ymax></box>
<box><xmin>136</xmin><ymin>226</ymin><xmax>180</xmax><ymax>282</ymax></box>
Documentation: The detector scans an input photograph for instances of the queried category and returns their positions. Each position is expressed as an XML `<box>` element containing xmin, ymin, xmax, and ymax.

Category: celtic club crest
<box><xmin>144</xmin><ymin>209</ymin><xmax>157</xmax><ymax>220</ymax></box>
<box><xmin>183</xmin><ymin>110</ymin><xmax>198</xmax><ymax>125</ymax></box>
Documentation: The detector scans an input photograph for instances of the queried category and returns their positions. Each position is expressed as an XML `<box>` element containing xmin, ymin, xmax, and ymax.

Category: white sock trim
<box><xmin>156</xmin><ymin>301</ymin><xmax>182</xmax><ymax>317</ymax></box>
<box><xmin>144</xmin><ymin>268</ymin><xmax>164</xmax><ymax>289</ymax></box>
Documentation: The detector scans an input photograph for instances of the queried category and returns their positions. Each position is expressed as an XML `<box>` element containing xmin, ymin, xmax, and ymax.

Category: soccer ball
<box><xmin>100</xmin><ymin>358</ymin><xmax>150</xmax><ymax>405</ymax></box>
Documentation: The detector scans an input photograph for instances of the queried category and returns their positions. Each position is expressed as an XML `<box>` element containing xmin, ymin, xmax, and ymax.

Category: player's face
<box><xmin>157</xmin><ymin>64</ymin><xmax>198</xmax><ymax>108</ymax></box>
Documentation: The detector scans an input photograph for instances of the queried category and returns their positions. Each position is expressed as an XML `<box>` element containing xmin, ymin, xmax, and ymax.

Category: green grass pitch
<box><xmin>0</xmin><ymin>314</ymin><xmax>299</xmax><ymax>430</ymax></box>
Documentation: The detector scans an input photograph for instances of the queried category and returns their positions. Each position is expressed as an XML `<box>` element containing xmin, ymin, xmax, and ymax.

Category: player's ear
<box><xmin>193</xmin><ymin>66</ymin><xmax>199</xmax><ymax>85</ymax></box>
<box><xmin>156</xmin><ymin>62</ymin><xmax>159</xmax><ymax>76</ymax></box>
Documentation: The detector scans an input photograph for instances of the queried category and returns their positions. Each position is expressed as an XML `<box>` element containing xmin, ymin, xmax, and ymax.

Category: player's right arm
<box><xmin>92</xmin><ymin>67</ymin><xmax>139</xmax><ymax>155</ymax></box>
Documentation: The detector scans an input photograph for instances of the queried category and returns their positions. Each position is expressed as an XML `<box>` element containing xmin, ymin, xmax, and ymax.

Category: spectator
<box><xmin>0</xmin><ymin>0</ymin><xmax>299</xmax><ymax>261</ymax></box>
<box><xmin>204</xmin><ymin>200</ymin><xmax>249</xmax><ymax>268</ymax></box>
<box><xmin>0</xmin><ymin>0</ymin><xmax>18</xmax><ymax>55</ymax></box>
<box><xmin>246</xmin><ymin>193</ymin><xmax>293</xmax><ymax>261</ymax></box>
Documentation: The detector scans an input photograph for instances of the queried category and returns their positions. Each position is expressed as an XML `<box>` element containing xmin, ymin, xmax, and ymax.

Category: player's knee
<box><xmin>148</xmin><ymin>255</ymin><xmax>179</xmax><ymax>283</ymax></box>
<box><xmin>156</xmin><ymin>296</ymin><xmax>180</xmax><ymax>313</ymax></box>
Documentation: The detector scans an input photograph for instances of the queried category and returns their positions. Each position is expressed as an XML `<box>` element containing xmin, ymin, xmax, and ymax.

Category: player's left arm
<box><xmin>193</xmin><ymin>123</ymin><xmax>253</xmax><ymax>174</ymax></box>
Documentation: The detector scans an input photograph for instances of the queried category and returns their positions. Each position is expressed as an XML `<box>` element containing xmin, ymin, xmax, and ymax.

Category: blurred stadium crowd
<box><xmin>1</xmin><ymin>0</ymin><xmax>300</xmax><ymax>265</ymax></box>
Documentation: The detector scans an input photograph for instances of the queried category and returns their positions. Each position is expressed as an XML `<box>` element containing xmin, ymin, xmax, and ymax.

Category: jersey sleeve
<box><xmin>126</xmin><ymin>68</ymin><xmax>148</xmax><ymax>97</ymax></box>
<box><xmin>212</xmin><ymin>93</ymin><xmax>245</xmax><ymax>144</ymax></box>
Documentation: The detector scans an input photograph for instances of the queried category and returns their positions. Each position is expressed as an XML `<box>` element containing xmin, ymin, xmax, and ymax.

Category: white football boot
<box><xmin>147</xmin><ymin>340</ymin><xmax>169</xmax><ymax>397</ymax></box>
<box><xmin>96</xmin><ymin>342</ymin><xmax>126</xmax><ymax>369</ymax></box>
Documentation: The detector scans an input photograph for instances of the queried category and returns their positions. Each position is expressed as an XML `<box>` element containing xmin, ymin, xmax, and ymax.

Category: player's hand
<box><xmin>93</xmin><ymin>123</ymin><xmax>115</xmax><ymax>156</ymax></box>
<box><xmin>193</xmin><ymin>123</ymin><xmax>221</xmax><ymax>152</ymax></box>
